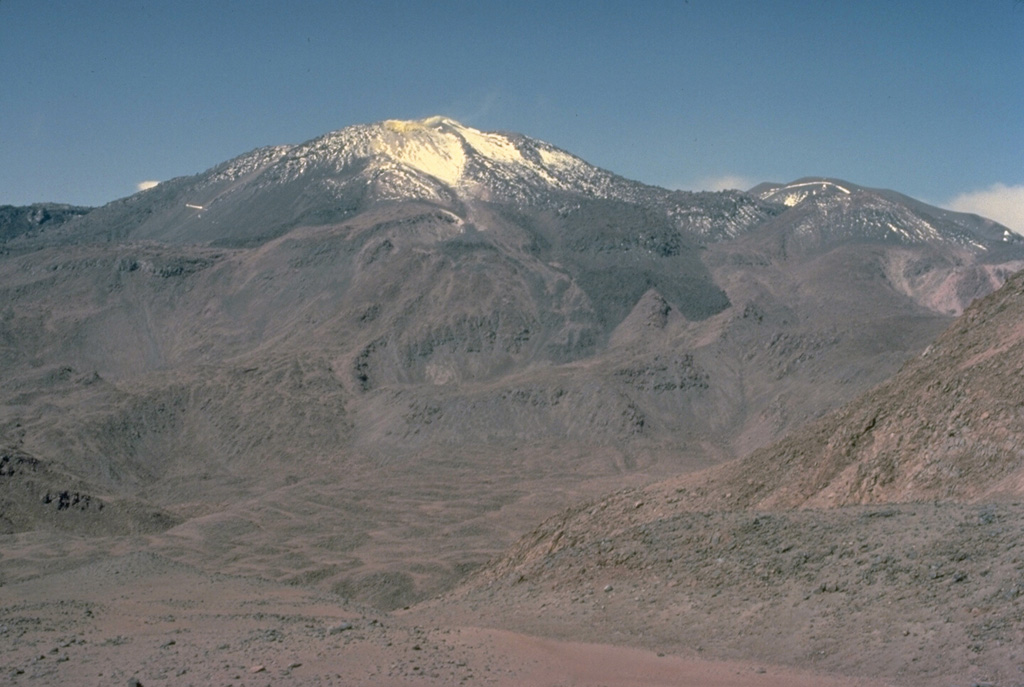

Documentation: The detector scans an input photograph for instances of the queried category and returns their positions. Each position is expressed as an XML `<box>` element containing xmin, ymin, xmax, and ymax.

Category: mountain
<box><xmin>48</xmin><ymin>116</ymin><xmax>775</xmax><ymax>247</ymax></box>
<box><xmin>2</xmin><ymin>117</ymin><xmax>1022</xmax><ymax>609</ymax></box>
<box><xmin>745</xmin><ymin>177</ymin><xmax>1022</xmax><ymax>314</ymax></box>
<box><xmin>751</xmin><ymin>177</ymin><xmax>1016</xmax><ymax>250</ymax></box>
<box><xmin>444</xmin><ymin>268</ymin><xmax>1024</xmax><ymax>685</ymax></box>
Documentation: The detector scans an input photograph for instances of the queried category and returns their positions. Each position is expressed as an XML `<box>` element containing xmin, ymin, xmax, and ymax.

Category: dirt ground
<box><xmin>0</xmin><ymin>548</ymin><xmax>894</xmax><ymax>687</ymax></box>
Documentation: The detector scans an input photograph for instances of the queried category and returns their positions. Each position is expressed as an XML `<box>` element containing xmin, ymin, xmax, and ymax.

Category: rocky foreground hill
<box><xmin>441</xmin><ymin>268</ymin><xmax>1024</xmax><ymax>685</ymax></box>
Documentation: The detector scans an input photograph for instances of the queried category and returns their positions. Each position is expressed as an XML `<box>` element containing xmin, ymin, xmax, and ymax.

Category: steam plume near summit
<box><xmin>947</xmin><ymin>183</ymin><xmax>1024</xmax><ymax>235</ymax></box>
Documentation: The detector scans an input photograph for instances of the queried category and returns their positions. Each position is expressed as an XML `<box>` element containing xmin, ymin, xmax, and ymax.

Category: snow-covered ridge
<box><xmin>265</xmin><ymin>116</ymin><xmax>608</xmax><ymax>200</ymax></box>
<box><xmin>153</xmin><ymin>123</ymin><xmax>1011</xmax><ymax>254</ymax></box>
<box><xmin>752</xmin><ymin>178</ymin><xmax>1012</xmax><ymax>251</ymax></box>
<box><xmin>207</xmin><ymin>145</ymin><xmax>293</xmax><ymax>185</ymax></box>
<box><xmin>161</xmin><ymin>116</ymin><xmax>777</xmax><ymax>243</ymax></box>
<box><xmin>757</xmin><ymin>179</ymin><xmax>852</xmax><ymax>207</ymax></box>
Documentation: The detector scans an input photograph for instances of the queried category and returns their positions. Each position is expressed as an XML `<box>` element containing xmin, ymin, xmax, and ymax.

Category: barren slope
<box><xmin>665</xmin><ymin>263</ymin><xmax>1024</xmax><ymax>511</ymax></box>
<box><xmin>441</xmin><ymin>267</ymin><xmax>1024</xmax><ymax>685</ymax></box>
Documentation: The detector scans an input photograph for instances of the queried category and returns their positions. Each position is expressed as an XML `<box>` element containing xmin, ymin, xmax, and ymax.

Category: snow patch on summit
<box><xmin>760</xmin><ymin>180</ymin><xmax>852</xmax><ymax>207</ymax></box>
<box><xmin>371</xmin><ymin>116</ymin><xmax>585</xmax><ymax>193</ymax></box>
<box><xmin>457</xmin><ymin>125</ymin><xmax>524</xmax><ymax>166</ymax></box>
<box><xmin>373</xmin><ymin>121</ymin><xmax>468</xmax><ymax>187</ymax></box>
<box><xmin>271</xmin><ymin>116</ymin><xmax>615</xmax><ymax>203</ymax></box>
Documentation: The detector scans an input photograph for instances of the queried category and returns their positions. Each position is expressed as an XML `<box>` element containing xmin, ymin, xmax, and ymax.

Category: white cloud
<box><xmin>946</xmin><ymin>183</ymin><xmax>1024</xmax><ymax>235</ymax></box>
<box><xmin>136</xmin><ymin>180</ymin><xmax>160</xmax><ymax>192</ymax></box>
<box><xmin>680</xmin><ymin>175</ymin><xmax>756</xmax><ymax>192</ymax></box>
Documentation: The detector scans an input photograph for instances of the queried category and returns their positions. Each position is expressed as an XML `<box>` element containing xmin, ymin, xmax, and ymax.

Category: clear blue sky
<box><xmin>2</xmin><ymin>1</ymin><xmax>1022</xmax><ymax>227</ymax></box>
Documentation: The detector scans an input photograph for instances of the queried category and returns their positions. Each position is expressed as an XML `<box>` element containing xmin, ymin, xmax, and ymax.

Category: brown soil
<box><xmin>1</xmin><ymin>549</ymin><xmax>893</xmax><ymax>687</ymax></box>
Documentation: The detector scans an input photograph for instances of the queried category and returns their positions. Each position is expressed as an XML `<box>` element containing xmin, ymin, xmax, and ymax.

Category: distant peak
<box><xmin>382</xmin><ymin>116</ymin><xmax>465</xmax><ymax>133</ymax></box>
<box><xmin>782</xmin><ymin>179</ymin><xmax>852</xmax><ymax>195</ymax></box>
<box><xmin>755</xmin><ymin>178</ymin><xmax>858</xmax><ymax>207</ymax></box>
<box><xmin>208</xmin><ymin>117</ymin><xmax>630</xmax><ymax>209</ymax></box>
<box><xmin>274</xmin><ymin>116</ymin><xmax>600</xmax><ymax>198</ymax></box>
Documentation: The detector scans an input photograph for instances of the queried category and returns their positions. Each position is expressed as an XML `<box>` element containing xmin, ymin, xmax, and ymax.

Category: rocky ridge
<box><xmin>442</xmin><ymin>263</ymin><xmax>1024</xmax><ymax>685</ymax></box>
